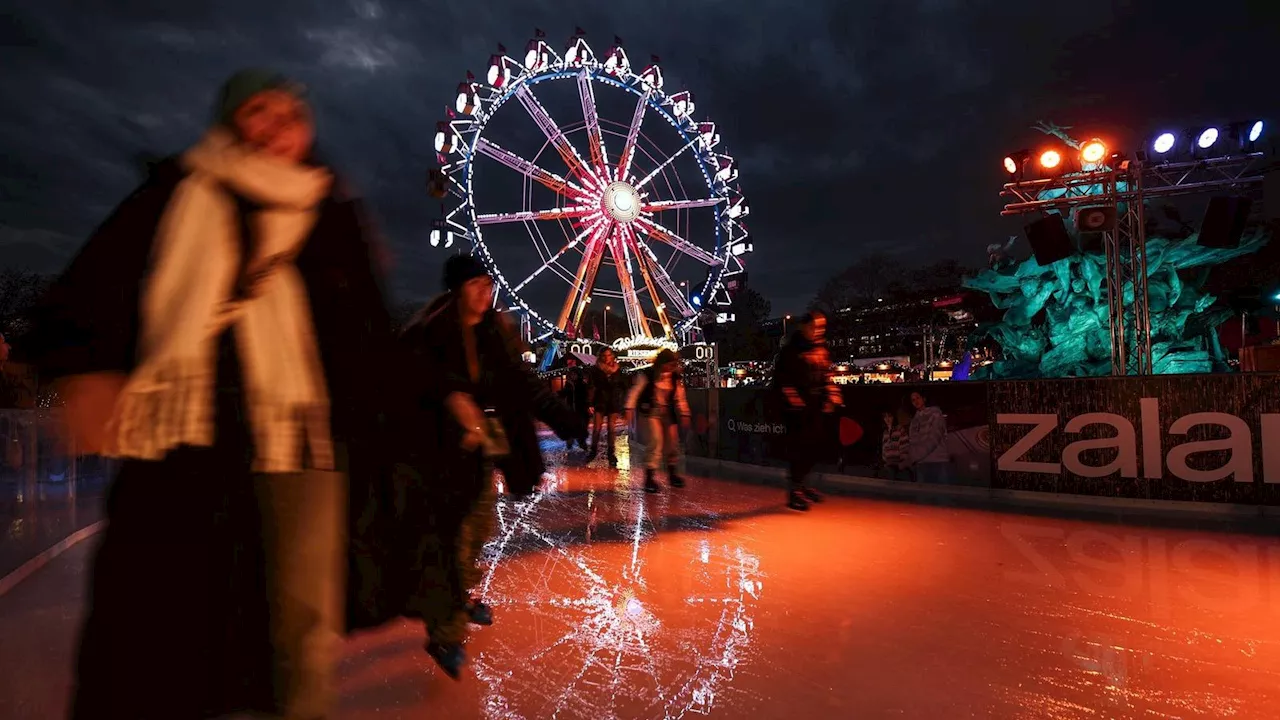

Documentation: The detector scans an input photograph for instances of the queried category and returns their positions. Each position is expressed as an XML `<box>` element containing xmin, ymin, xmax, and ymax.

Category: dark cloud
<box><xmin>1</xmin><ymin>0</ymin><xmax>1277</xmax><ymax>316</ymax></box>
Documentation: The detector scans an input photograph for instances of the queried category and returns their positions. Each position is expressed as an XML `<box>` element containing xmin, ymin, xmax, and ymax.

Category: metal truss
<box><xmin>1000</xmin><ymin>152</ymin><xmax>1266</xmax><ymax>376</ymax></box>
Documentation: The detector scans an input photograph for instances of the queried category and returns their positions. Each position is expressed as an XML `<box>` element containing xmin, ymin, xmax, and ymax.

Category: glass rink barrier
<box><xmin>0</xmin><ymin>408</ymin><xmax>113</xmax><ymax>580</ymax></box>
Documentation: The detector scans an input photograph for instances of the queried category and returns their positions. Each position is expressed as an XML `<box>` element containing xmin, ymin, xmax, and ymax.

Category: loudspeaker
<box><xmin>1199</xmin><ymin>196</ymin><xmax>1253</xmax><ymax>248</ymax></box>
<box><xmin>1076</xmin><ymin>205</ymin><xmax>1117</xmax><ymax>233</ymax></box>
<box><xmin>1025</xmin><ymin>215</ymin><xmax>1073</xmax><ymax>265</ymax></box>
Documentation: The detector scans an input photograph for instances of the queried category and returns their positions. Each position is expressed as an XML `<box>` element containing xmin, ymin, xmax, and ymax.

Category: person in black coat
<box><xmin>559</xmin><ymin>357</ymin><xmax>592</xmax><ymax>451</ymax></box>
<box><xmin>585</xmin><ymin>347</ymin><xmax>629</xmax><ymax>467</ymax></box>
<box><xmin>391</xmin><ymin>254</ymin><xmax>584</xmax><ymax>678</ymax></box>
<box><xmin>24</xmin><ymin>69</ymin><xmax>397</xmax><ymax>720</ymax></box>
<box><xmin>770</xmin><ymin>311</ymin><xmax>841</xmax><ymax>512</ymax></box>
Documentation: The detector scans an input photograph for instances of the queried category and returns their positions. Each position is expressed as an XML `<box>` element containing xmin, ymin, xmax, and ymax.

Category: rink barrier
<box><xmin>686</xmin><ymin>372</ymin><xmax>1280</xmax><ymax>510</ymax></box>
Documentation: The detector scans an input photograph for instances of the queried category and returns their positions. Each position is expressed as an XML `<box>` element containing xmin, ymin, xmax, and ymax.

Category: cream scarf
<box><xmin>106</xmin><ymin>128</ymin><xmax>335</xmax><ymax>473</ymax></box>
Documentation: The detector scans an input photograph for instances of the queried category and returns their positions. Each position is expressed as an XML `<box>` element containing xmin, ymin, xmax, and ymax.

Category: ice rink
<box><xmin>3</xmin><ymin>441</ymin><xmax>1279</xmax><ymax>719</ymax></box>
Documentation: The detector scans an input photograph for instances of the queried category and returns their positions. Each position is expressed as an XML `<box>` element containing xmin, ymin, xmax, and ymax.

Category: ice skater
<box><xmin>586</xmin><ymin>347</ymin><xmax>629</xmax><ymax>467</ymax></box>
<box><xmin>625</xmin><ymin>349</ymin><xmax>690</xmax><ymax>493</ymax></box>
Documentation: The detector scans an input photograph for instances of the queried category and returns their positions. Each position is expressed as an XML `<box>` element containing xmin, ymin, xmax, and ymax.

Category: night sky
<box><xmin>1</xmin><ymin>0</ymin><xmax>1277</xmax><ymax>316</ymax></box>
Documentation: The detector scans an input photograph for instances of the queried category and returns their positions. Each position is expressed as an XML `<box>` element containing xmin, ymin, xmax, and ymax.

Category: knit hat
<box><xmin>443</xmin><ymin>254</ymin><xmax>490</xmax><ymax>292</ymax></box>
<box><xmin>214</xmin><ymin>68</ymin><xmax>309</xmax><ymax>127</ymax></box>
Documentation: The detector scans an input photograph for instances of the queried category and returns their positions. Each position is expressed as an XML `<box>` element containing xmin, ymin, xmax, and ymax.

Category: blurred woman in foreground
<box><xmin>28</xmin><ymin>69</ymin><xmax>395</xmax><ymax>719</ymax></box>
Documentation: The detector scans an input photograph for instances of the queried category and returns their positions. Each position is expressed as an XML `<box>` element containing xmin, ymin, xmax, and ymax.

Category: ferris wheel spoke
<box><xmin>624</xmin><ymin>226</ymin><xmax>674</xmax><ymax>336</ymax></box>
<box><xmin>475</xmin><ymin>205</ymin><xmax>599</xmax><ymax>225</ymax></box>
<box><xmin>633</xmin><ymin>216</ymin><xmax>723</xmax><ymax>268</ymax></box>
<box><xmin>558</xmin><ymin>221</ymin><xmax>611</xmax><ymax>333</ymax></box>
<box><xmin>615</xmin><ymin>90</ymin><xmax>649</xmax><ymax>182</ymax></box>
<box><xmin>515</xmin><ymin>85</ymin><xmax>602</xmax><ymax>190</ymax></box>
<box><xmin>475</xmin><ymin>136</ymin><xmax>589</xmax><ymax>199</ymax></box>
<box><xmin>631</xmin><ymin>235</ymin><xmax>696</xmax><ymax>320</ymax></box>
<box><xmin>633</xmin><ymin>136</ymin><xmax>700</xmax><ymax>191</ymax></box>
<box><xmin>609</xmin><ymin>226</ymin><xmax>649</xmax><ymax>338</ymax></box>
<box><xmin>641</xmin><ymin>197</ymin><xmax>725</xmax><ymax>213</ymax></box>
<box><xmin>577</xmin><ymin>70</ymin><xmax>609</xmax><ymax>175</ymax></box>
<box><xmin>511</xmin><ymin>219</ymin><xmax>605</xmax><ymax>293</ymax></box>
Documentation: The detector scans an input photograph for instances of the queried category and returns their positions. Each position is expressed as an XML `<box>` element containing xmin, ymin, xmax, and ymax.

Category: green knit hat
<box><xmin>213</xmin><ymin>68</ymin><xmax>308</xmax><ymax>127</ymax></box>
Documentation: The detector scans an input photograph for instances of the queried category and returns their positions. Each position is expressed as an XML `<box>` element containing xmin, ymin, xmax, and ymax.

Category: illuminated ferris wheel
<box><xmin>430</xmin><ymin>29</ymin><xmax>752</xmax><ymax>341</ymax></box>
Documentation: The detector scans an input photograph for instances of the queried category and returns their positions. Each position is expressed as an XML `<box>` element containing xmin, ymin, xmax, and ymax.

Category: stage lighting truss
<box><xmin>428</xmin><ymin>30</ymin><xmax>750</xmax><ymax>342</ymax></box>
<box><xmin>998</xmin><ymin>132</ymin><xmax>1267</xmax><ymax>377</ymax></box>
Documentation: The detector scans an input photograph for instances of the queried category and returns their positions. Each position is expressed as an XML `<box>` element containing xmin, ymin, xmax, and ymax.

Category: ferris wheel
<box><xmin>430</xmin><ymin>29</ymin><xmax>752</xmax><ymax>342</ymax></box>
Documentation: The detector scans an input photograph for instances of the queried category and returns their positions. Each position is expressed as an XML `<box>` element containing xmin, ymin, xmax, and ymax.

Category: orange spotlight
<box><xmin>1080</xmin><ymin>139</ymin><xmax>1108</xmax><ymax>164</ymax></box>
<box><xmin>1039</xmin><ymin>149</ymin><xmax>1062</xmax><ymax>170</ymax></box>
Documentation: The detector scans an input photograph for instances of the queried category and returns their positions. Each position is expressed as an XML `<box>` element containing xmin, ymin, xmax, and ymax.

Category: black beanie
<box><xmin>444</xmin><ymin>254</ymin><xmax>490</xmax><ymax>292</ymax></box>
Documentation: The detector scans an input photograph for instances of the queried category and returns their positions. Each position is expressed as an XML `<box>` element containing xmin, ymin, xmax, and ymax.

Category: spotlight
<box><xmin>1003</xmin><ymin>149</ymin><xmax>1030</xmax><ymax>178</ymax></box>
<box><xmin>1038</xmin><ymin>149</ymin><xmax>1063</xmax><ymax>172</ymax></box>
<box><xmin>1229</xmin><ymin>120</ymin><xmax>1266</xmax><ymax>151</ymax></box>
<box><xmin>1152</xmin><ymin>132</ymin><xmax>1177</xmax><ymax>154</ymax></box>
<box><xmin>1080</xmin><ymin>139</ymin><xmax>1108</xmax><ymax>165</ymax></box>
<box><xmin>691</xmin><ymin>293</ymin><xmax>703</xmax><ymax>308</ymax></box>
<box><xmin>1196</xmin><ymin>127</ymin><xmax>1219</xmax><ymax>150</ymax></box>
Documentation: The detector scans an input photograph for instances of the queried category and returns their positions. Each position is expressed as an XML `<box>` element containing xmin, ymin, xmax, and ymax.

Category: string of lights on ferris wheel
<box><xmin>1002</xmin><ymin>119</ymin><xmax>1266</xmax><ymax>181</ymax></box>
<box><xmin>426</xmin><ymin>28</ymin><xmax>753</xmax><ymax>342</ymax></box>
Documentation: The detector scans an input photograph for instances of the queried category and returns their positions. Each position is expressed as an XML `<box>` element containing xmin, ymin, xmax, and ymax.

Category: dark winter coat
<box><xmin>394</xmin><ymin>295</ymin><xmax>585</xmax><ymax>498</ymax></box>
<box><xmin>589</xmin><ymin>364</ymin><xmax>630</xmax><ymax>415</ymax></box>
<box><xmin>770</xmin><ymin>332</ymin><xmax>818</xmax><ymax>411</ymax></box>
<box><xmin>24</xmin><ymin>157</ymin><xmax>397</xmax><ymax>720</ymax></box>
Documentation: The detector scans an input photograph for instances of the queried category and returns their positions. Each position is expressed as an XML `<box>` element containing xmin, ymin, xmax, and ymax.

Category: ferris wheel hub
<box><xmin>601</xmin><ymin>181</ymin><xmax>642</xmax><ymax>223</ymax></box>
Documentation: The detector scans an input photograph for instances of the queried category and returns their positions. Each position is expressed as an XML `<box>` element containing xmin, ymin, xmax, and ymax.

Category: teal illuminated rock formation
<box><xmin>967</xmin><ymin>122</ymin><xmax>1268</xmax><ymax>378</ymax></box>
<box><xmin>966</xmin><ymin>233</ymin><xmax>1266</xmax><ymax>378</ymax></box>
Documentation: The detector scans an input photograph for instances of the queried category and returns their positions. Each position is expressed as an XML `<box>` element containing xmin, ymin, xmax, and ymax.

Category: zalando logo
<box><xmin>997</xmin><ymin>398</ymin><xmax>1280</xmax><ymax>482</ymax></box>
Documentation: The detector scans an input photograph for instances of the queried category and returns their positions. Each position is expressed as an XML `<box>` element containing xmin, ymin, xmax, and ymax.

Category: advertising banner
<box><xmin>988</xmin><ymin>374</ymin><xmax>1280</xmax><ymax>505</ymax></box>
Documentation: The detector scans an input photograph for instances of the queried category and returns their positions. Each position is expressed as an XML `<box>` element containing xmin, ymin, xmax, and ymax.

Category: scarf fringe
<box><xmin>104</xmin><ymin>129</ymin><xmax>336</xmax><ymax>473</ymax></box>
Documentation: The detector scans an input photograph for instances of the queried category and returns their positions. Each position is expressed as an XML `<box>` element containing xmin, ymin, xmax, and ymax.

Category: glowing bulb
<box><xmin>1153</xmin><ymin>132</ymin><xmax>1176</xmax><ymax>154</ymax></box>
<box><xmin>1080</xmin><ymin>139</ymin><xmax>1107</xmax><ymax>164</ymax></box>
<box><xmin>1003</xmin><ymin>156</ymin><xmax>1018</xmax><ymax>174</ymax></box>
<box><xmin>1039</xmin><ymin>149</ymin><xmax>1062</xmax><ymax>169</ymax></box>
<box><xmin>1197</xmin><ymin>127</ymin><xmax>1219</xmax><ymax>149</ymax></box>
<box><xmin>1249</xmin><ymin>120</ymin><xmax>1263</xmax><ymax>143</ymax></box>
<box><xmin>613</xmin><ymin>191</ymin><xmax>633</xmax><ymax>211</ymax></box>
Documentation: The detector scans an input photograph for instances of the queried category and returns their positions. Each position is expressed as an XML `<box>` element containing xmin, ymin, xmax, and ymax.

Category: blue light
<box><xmin>1271</xmin><ymin>291</ymin><xmax>1280</xmax><ymax>303</ymax></box>
<box><xmin>1153</xmin><ymin>132</ymin><xmax>1176</xmax><ymax>154</ymax></box>
<box><xmin>1250</xmin><ymin>120</ymin><xmax>1264</xmax><ymax>143</ymax></box>
<box><xmin>691</xmin><ymin>294</ymin><xmax>702</xmax><ymax>307</ymax></box>
<box><xmin>1197</xmin><ymin>127</ymin><xmax>1219</xmax><ymax>149</ymax></box>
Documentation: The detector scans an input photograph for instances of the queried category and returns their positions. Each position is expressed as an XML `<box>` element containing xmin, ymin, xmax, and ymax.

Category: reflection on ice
<box><xmin>472</xmin><ymin>460</ymin><xmax>766</xmax><ymax>720</ymax></box>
